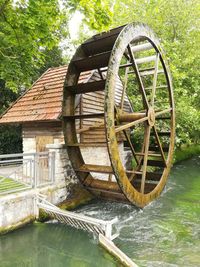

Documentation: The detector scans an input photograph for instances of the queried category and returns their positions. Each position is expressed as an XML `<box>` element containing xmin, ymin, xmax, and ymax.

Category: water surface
<box><xmin>0</xmin><ymin>156</ymin><xmax>199</xmax><ymax>267</ymax></box>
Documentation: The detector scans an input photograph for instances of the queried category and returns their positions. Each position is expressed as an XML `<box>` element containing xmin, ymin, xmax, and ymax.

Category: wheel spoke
<box><xmin>155</xmin><ymin>108</ymin><xmax>172</xmax><ymax>117</ymax></box>
<box><xmin>115</xmin><ymin>115</ymin><xmax>148</xmax><ymax>133</ymax></box>
<box><xmin>120</xmin><ymin>64</ymin><xmax>129</xmax><ymax>110</ymax></box>
<box><xmin>123</xmin><ymin>130</ymin><xmax>139</xmax><ymax>165</ymax></box>
<box><xmin>151</xmin><ymin>53</ymin><xmax>160</xmax><ymax>107</ymax></box>
<box><xmin>152</xmin><ymin>125</ymin><xmax>167</xmax><ymax>166</ymax></box>
<box><xmin>140</xmin><ymin>125</ymin><xmax>151</xmax><ymax>194</ymax></box>
<box><xmin>127</xmin><ymin>45</ymin><xmax>149</xmax><ymax>109</ymax></box>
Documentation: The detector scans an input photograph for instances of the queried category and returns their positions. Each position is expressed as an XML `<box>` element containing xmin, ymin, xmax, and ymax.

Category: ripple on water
<box><xmin>76</xmin><ymin>156</ymin><xmax>200</xmax><ymax>267</ymax></box>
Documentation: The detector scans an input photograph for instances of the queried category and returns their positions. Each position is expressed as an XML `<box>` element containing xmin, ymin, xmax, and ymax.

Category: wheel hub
<box><xmin>148</xmin><ymin>107</ymin><xmax>155</xmax><ymax>127</ymax></box>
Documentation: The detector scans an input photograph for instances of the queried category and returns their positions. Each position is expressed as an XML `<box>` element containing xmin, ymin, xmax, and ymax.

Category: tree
<box><xmin>0</xmin><ymin>0</ymin><xmax>69</xmax><ymax>91</ymax></box>
<box><xmin>32</xmin><ymin>46</ymin><xmax>65</xmax><ymax>82</ymax></box>
<box><xmin>65</xmin><ymin>0</ymin><xmax>113</xmax><ymax>31</ymax></box>
<box><xmin>0</xmin><ymin>79</ymin><xmax>22</xmax><ymax>154</ymax></box>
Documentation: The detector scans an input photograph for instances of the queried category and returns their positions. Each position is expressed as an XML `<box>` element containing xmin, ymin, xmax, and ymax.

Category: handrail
<box><xmin>37</xmin><ymin>196</ymin><xmax>119</xmax><ymax>240</ymax></box>
<box><xmin>0</xmin><ymin>152</ymin><xmax>55</xmax><ymax>194</ymax></box>
<box><xmin>0</xmin><ymin>151</ymin><xmax>49</xmax><ymax>159</ymax></box>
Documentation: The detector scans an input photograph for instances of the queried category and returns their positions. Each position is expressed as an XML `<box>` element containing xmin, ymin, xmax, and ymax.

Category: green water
<box><xmin>0</xmin><ymin>156</ymin><xmax>200</xmax><ymax>267</ymax></box>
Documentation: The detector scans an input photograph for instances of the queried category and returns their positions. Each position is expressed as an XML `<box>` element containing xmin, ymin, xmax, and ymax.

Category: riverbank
<box><xmin>174</xmin><ymin>144</ymin><xmax>200</xmax><ymax>163</ymax></box>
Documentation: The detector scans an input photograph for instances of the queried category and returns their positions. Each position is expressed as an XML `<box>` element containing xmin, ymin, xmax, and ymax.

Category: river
<box><xmin>0</xmin><ymin>156</ymin><xmax>199</xmax><ymax>267</ymax></box>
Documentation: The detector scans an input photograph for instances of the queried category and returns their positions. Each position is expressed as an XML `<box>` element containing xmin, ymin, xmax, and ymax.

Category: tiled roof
<box><xmin>0</xmin><ymin>66</ymin><xmax>92</xmax><ymax>124</ymax></box>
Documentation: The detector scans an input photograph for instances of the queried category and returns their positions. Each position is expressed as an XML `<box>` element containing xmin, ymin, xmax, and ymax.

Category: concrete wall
<box><xmin>0</xmin><ymin>190</ymin><xmax>35</xmax><ymax>234</ymax></box>
<box><xmin>0</xmin><ymin>184</ymin><xmax>70</xmax><ymax>234</ymax></box>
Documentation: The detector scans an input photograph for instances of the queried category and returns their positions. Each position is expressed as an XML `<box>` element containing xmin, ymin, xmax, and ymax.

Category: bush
<box><xmin>0</xmin><ymin>125</ymin><xmax>22</xmax><ymax>154</ymax></box>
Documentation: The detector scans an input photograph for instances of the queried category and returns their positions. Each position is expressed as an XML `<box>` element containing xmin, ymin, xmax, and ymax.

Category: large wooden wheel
<box><xmin>63</xmin><ymin>23</ymin><xmax>175</xmax><ymax>208</ymax></box>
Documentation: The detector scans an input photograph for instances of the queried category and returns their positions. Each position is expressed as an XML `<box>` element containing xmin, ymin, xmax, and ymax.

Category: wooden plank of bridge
<box><xmin>99</xmin><ymin>234</ymin><xmax>139</xmax><ymax>267</ymax></box>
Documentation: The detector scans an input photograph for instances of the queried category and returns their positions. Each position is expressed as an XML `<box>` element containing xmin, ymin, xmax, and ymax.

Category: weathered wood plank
<box><xmin>72</xmin><ymin>52</ymin><xmax>111</xmax><ymax>72</ymax></box>
<box><xmin>66</xmin><ymin>80</ymin><xmax>106</xmax><ymax>94</ymax></box>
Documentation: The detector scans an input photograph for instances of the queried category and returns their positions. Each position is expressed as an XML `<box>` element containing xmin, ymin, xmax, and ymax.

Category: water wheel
<box><xmin>63</xmin><ymin>23</ymin><xmax>175</xmax><ymax>208</ymax></box>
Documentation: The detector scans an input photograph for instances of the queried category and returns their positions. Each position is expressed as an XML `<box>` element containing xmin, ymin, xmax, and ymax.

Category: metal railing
<box><xmin>37</xmin><ymin>195</ymin><xmax>119</xmax><ymax>240</ymax></box>
<box><xmin>0</xmin><ymin>152</ymin><xmax>55</xmax><ymax>195</ymax></box>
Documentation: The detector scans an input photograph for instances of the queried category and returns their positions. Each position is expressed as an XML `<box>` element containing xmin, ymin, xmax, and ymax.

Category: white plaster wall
<box><xmin>81</xmin><ymin>146</ymin><xmax>112</xmax><ymax>181</ymax></box>
<box><xmin>80</xmin><ymin>143</ymin><xmax>125</xmax><ymax>182</ymax></box>
<box><xmin>23</xmin><ymin>137</ymin><xmax>36</xmax><ymax>153</ymax></box>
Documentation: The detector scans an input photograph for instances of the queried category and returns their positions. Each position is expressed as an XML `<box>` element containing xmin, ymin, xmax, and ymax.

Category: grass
<box><xmin>0</xmin><ymin>177</ymin><xmax>26</xmax><ymax>194</ymax></box>
<box><xmin>174</xmin><ymin>144</ymin><xmax>200</xmax><ymax>163</ymax></box>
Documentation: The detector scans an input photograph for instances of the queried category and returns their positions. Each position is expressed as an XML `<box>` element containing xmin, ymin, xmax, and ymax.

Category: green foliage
<box><xmin>0</xmin><ymin>79</ymin><xmax>22</xmax><ymax>154</ymax></box>
<box><xmin>0</xmin><ymin>0</ymin><xmax>113</xmax><ymax>91</ymax></box>
<box><xmin>0</xmin><ymin>79</ymin><xmax>18</xmax><ymax>114</ymax></box>
<box><xmin>32</xmin><ymin>46</ymin><xmax>65</xmax><ymax>81</ymax></box>
<box><xmin>0</xmin><ymin>0</ymin><xmax>69</xmax><ymax>91</ymax></box>
<box><xmin>110</xmin><ymin>0</ymin><xmax>200</xmax><ymax>146</ymax></box>
<box><xmin>174</xmin><ymin>144</ymin><xmax>200</xmax><ymax>164</ymax></box>
<box><xmin>66</xmin><ymin>0</ymin><xmax>113</xmax><ymax>31</ymax></box>
<box><xmin>0</xmin><ymin>125</ymin><xmax>22</xmax><ymax>154</ymax></box>
<box><xmin>0</xmin><ymin>1</ymin><xmax>69</xmax><ymax>154</ymax></box>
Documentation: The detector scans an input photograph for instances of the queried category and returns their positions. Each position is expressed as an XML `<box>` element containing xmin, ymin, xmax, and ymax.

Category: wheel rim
<box><xmin>105</xmin><ymin>23</ymin><xmax>175</xmax><ymax>207</ymax></box>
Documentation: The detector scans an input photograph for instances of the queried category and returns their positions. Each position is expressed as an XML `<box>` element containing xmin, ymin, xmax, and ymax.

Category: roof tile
<box><xmin>0</xmin><ymin>66</ymin><xmax>92</xmax><ymax>124</ymax></box>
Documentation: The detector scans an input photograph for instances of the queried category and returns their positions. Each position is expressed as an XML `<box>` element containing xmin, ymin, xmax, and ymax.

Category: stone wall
<box><xmin>46</xmin><ymin>143</ymin><xmax>77</xmax><ymax>186</ymax></box>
